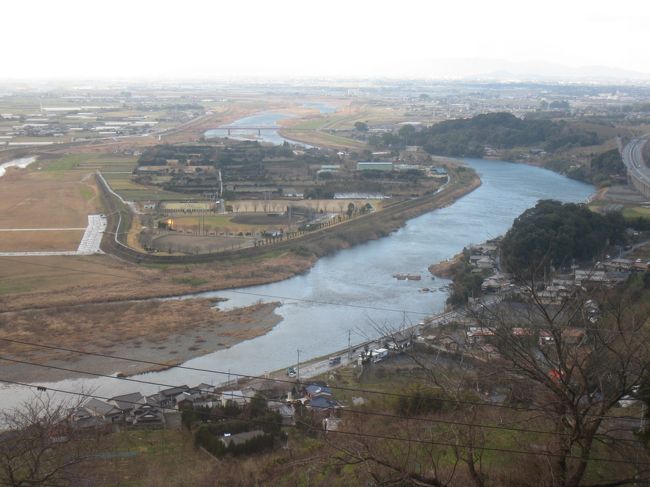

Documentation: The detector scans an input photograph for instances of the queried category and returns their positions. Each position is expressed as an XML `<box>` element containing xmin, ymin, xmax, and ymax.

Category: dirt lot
<box><xmin>0</xmin><ymin>230</ymin><xmax>84</xmax><ymax>252</ymax></box>
<box><xmin>0</xmin><ymin>299</ymin><xmax>283</xmax><ymax>381</ymax></box>
<box><xmin>151</xmin><ymin>234</ymin><xmax>253</xmax><ymax>253</ymax></box>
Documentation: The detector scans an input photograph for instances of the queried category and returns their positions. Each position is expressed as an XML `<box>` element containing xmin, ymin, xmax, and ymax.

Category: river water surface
<box><xmin>0</xmin><ymin>158</ymin><xmax>594</xmax><ymax>407</ymax></box>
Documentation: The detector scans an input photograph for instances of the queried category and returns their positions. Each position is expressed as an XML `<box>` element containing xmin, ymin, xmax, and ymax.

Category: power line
<box><xmin>2</xmin><ymin>255</ymin><xmax>646</xmax><ymax>339</ymax></box>
<box><xmin>3</xmin><ymin>354</ymin><xmax>636</xmax><ymax>442</ymax></box>
<box><xmin>0</xmin><ymin>337</ymin><xmax>642</xmax><ymax>423</ymax></box>
<box><xmin>0</xmin><ymin>378</ymin><xmax>647</xmax><ymax>468</ymax></box>
<box><xmin>0</xmin><ymin>254</ymin><xmax>434</xmax><ymax>317</ymax></box>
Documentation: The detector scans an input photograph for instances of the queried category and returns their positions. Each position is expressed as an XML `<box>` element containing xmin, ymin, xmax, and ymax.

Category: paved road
<box><xmin>285</xmin><ymin>293</ymin><xmax>510</xmax><ymax>382</ymax></box>
<box><xmin>283</xmin><ymin>309</ymin><xmax>462</xmax><ymax>381</ymax></box>
<box><xmin>622</xmin><ymin>136</ymin><xmax>650</xmax><ymax>197</ymax></box>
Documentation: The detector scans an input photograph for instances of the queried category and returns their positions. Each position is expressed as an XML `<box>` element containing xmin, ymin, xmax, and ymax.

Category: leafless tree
<box><xmin>468</xmin><ymin>280</ymin><xmax>650</xmax><ymax>487</ymax></box>
<box><xmin>0</xmin><ymin>393</ymin><xmax>99</xmax><ymax>487</ymax></box>
<box><xmin>329</xmin><ymin>279</ymin><xmax>650</xmax><ymax>486</ymax></box>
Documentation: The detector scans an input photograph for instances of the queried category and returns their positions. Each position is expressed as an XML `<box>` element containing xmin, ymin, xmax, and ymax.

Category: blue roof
<box><xmin>309</xmin><ymin>397</ymin><xmax>340</xmax><ymax>409</ymax></box>
<box><xmin>305</xmin><ymin>385</ymin><xmax>332</xmax><ymax>396</ymax></box>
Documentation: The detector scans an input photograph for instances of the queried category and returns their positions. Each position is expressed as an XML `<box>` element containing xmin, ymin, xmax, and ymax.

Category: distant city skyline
<box><xmin>3</xmin><ymin>0</ymin><xmax>650</xmax><ymax>81</ymax></box>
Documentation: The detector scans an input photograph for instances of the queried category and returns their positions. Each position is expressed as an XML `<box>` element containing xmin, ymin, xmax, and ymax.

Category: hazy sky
<box><xmin>4</xmin><ymin>0</ymin><xmax>650</xmax><ymax>80</ymax></box>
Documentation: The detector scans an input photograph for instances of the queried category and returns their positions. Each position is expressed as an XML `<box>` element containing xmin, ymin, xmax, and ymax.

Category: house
<box><xmin>268</xmin><ymin>402</ymin><xmax>296</xmax><ymax>425</ymax></box>
<box><xmin>308</xmin><ymin>396</ymin><xmax>342</xmax><ymax>410</ymax></box>
<box><xmin>538</xmin><ymin>284</ymin><xmax>571</xmax><ymax>304</ymax></box>
<box><xmin>157</xmin><ymin>385</ymin><xmax>190</xmax><ymax>408</ymax></box>
<box><xmin>71</xmin><ymin>398</ymin><xmax>122</xmax><ymax>428</ymax></box>
<box><xmin>304</xmin><ymin>384</ymin><xmax>332</xmax><ymax>399</ymax></box>
<box><xmin>476</xmin><ymin>256</ymin><xmax>495</xmax><ymax>270</ymax></box>
<box><xmin>219</xmin><ymin>389</ymin><xmax>254</xmax><ymax>407</ymax></box>
<box><xmin>130</xmin><ymin>397</ymin><xmax>165</xmax><ymax>427</ymax></box>
<box><xmin>109</xmin><ymin>392</ymin><xmax>144</xmax><ymax>417</ymax></box>
<box><xmin>466</xmin><ymin>327</ymin><xmax>495</xmax><ymax>345</ymax></box>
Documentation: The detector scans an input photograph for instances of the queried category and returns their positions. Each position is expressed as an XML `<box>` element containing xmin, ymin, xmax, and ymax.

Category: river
<box><xmin>203</xmin><ymin>103</ymin><xmax>334</xmax><ymax>145</ymax></box>
<box><xmin>0</xmin><ymin>157</ymin><xmax>594</xmax><ymax>407</ymax></box>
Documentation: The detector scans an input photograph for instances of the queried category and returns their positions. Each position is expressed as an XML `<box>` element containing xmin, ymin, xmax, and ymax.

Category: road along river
<box><xmin>0</xmin><ymin>158</ymin><xmax>594</xmax><ymax>407</ymax></box>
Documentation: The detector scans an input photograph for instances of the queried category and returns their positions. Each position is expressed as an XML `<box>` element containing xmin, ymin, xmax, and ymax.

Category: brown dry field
<box><xmin>0</xmin><ymin>165</ymin><xmax>99</xmax><ymax>228</ymax></box>
<box><xmin>0</xmin><ymin>298</ymin><xmax>283</xmax><ymax>381</ymax></box>
<box><xmin>0</xmin><ymin>251</ymin><xmax>316</xmax><ymax>310</ymax></box>
<box><xmin>0</xmin><ymin>230</ymin><xmax>84</xmax><ymax>251</ymax></box>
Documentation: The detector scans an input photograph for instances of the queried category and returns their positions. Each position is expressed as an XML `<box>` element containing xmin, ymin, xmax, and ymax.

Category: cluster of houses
<box><xmin>70</xmin><ymin>380</ymin><xmax>345</xmax><ymax>431</ymax></box>
<box><xmin>536</xmin><ymin>257</ymin><xmax>650</xmax><ymax>304</ymax></box>
<box><xmin>70</xmin><ymin>384</ymin><xmax>219</xmax><ymax>429</ymax></box>
<box><xmin>470</xmin><ymin>236</ymin><xmax>650</xmax><ymax>301</ymax></box>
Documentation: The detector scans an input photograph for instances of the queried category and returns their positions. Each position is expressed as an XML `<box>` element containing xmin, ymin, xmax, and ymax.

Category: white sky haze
<box><xmin>3</xmin><ymin>0</ymin><xmax>650</xmax><ymax>80</ymax></box>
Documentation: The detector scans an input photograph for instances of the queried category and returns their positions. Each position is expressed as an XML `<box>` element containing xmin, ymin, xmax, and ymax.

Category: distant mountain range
<box><xmin>410</xmin><ymin>58</ymin><xmax>650</xmax><ymax>83</ymax></box>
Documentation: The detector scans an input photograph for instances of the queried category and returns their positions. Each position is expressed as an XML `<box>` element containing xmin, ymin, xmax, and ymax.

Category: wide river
<box><xmin>0</xmin><ymin>157</ymin><xmax>593</xmax><ymax>408</ymax></box>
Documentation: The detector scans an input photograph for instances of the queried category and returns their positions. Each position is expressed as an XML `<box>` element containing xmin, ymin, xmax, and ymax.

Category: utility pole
<box><xmin>348</xmin><ymin>330</ymin><xmax>352</xmax><ymax>359</ymax></box>
<box><xmin>297</xmin><ymin>349</ymin><xmax>302</xmax><ymax>383</ymax></box>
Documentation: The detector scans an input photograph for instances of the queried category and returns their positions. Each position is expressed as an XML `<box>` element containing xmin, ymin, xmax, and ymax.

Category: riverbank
<box><xmin>0</xmin><ymin>158</ymin><xmax>595</xmax><ymax>407</ymax></box>
<box><xmin>0</xmin><ymin>299</ymin><xmax>283</xmax><ymax>382</ymax></box>
<box><xmin>0</xmin><ymin>166</ymin><xmax>480</xmax><ymax>384</ymax></box>
<box><xmin>1</xmin><ymin>165</ymin><xmax>480</xmax><ymax>313</ymax></box>
<box><xmin>428</xmin><ymin>252</ymin><xmax>464</xmax><ymax>278</ymax></box>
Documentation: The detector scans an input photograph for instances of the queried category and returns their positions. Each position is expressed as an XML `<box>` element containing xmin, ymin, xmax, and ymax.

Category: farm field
<box><xmin>169</xmin><ymin>214</ymin><xmax>301</xmax><ymax>234</ymax></box>
<box><xmin>0</xmin><ymin>158</ymin><xmax>100</xmax><ymax>229</ymax></box>
<box><xmin>102</xmin><ymin>171</ymin><xmax>204</xmax><ymax>202</ymax></box>
<box><xmin>0</xmin><ymin>230</ymin><xmax>84</xmax><ymax>252</ymax></box>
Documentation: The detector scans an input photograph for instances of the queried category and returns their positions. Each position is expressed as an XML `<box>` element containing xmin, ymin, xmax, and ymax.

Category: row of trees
<box><xmin>370</xmin><ymin>112</ymin><xmax>600</xmax><ymax>157</ymax></box>
<box><xmin>500</xmin><ymin>200</ymin><xmax>626</xmax><ymax>275</ymax></box>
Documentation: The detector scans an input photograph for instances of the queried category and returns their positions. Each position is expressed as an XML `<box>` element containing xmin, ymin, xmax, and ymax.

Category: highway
<box><xmin>621</xmin><ymin>135</ymin><xmax>650</xmax><ymax>197</ymax></box>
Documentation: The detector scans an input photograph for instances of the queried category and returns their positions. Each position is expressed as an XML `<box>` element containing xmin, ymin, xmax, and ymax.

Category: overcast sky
<box><xmin>3</xmin><ymin>0</ymin><xmax>650</xmax><ymax>80</ymax></box>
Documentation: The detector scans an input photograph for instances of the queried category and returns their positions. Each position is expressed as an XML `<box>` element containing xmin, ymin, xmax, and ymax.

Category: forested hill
<box><xmin>371</xmin><ymin>112</ymin><xmax>600</xmax><ymax>157</ymax></box>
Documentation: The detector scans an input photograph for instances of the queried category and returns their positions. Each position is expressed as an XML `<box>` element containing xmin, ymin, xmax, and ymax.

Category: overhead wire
<box><xmin>0</xmin><ymin>337</ymin><xmax>644</xmax><ymax>423</ymax></box>
<box><xmin>1</xmin><ymin>354</ymin><xmax>638</xmax><ymax>442</ymax></box>
<box><xmin>0</xmin><ymin>377</ymin><xmax>647</xmax><ymax>467</ymax></box>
